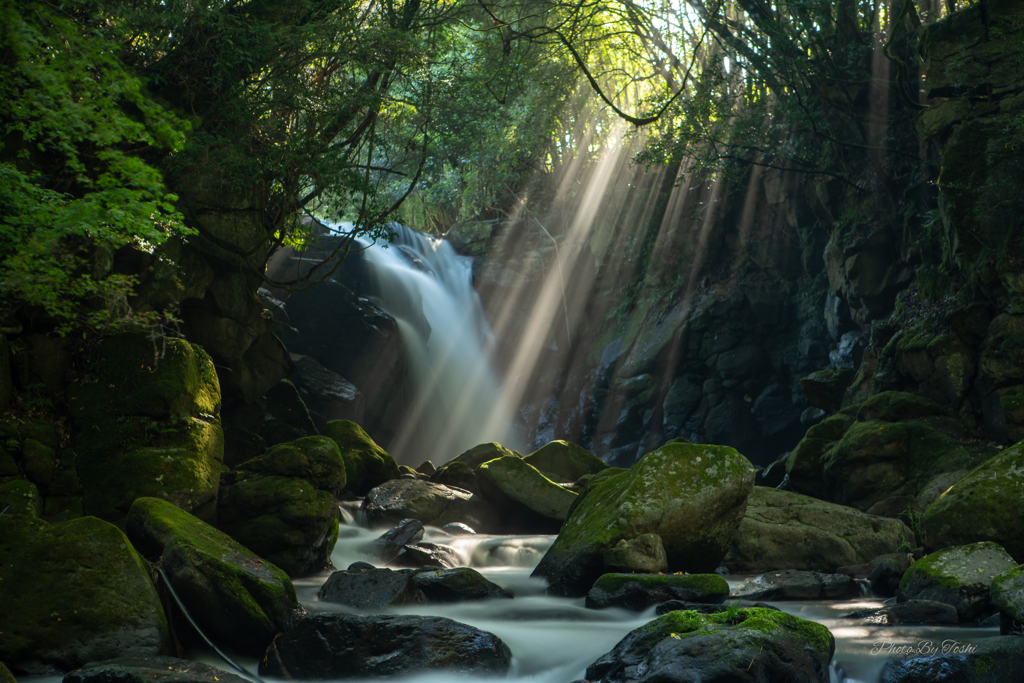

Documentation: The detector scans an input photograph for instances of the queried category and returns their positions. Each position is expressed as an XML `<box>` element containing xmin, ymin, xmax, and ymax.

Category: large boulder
<box><xmin>897</xmin><ymin>542</ymin><xmax>1017</xmax><ymax>621</ymax></box>
<box><xmin>879</xmin><ymin>636</ymin><xmax>1024</xmax><ymax>683</ymax></box>
<box><xmin>125</xmin><ymin>497</ymin><xmax>299</xmax><ymax>657</ymax></box>
<box><xmin>67</xmin><ymin>334</ymin><xmax>223</xmax><ymax>525</ymax></box>
<box><xmin>362</xmin><ymin>479</ymin><xmax>500</xmax><ymax>532</ymax></box>
<box><xmin>259</xmin><ymin>613</ymin><xmax>512</xmax><ymax>679</ymax></box>
<box><xmin>477</xmin><ymin>455</ymin><xmax>577</xmax><ymax>529</ymax></box>
<box><xmin>585</xmin><ymin>608</ymin><xmax>834</xmax><ymax>683</ymax></box>
<box><xmin>991</xmin><ymin>564</ymin><xmax>1024</xmax><ymax>632</ymax></box>
<box><xmin>722</xmin><ymin>487</ymin><xmax>912</xmax><ymax>573</ymax></box>
<box><xmin>217</xmin><ymin>436</ymin><xmax>343</xmax><ymax>576</ymax></box>
<box><xmin>0</xmin><ymin>516</ymin><xmax>170</xmax><ymax>674</ymax></box>
<box><xmin>523</xmin><ymin>440</ymin><xmax>608</xmax><ymax>482</ymax></box>
<box><xmin>321</xmin><ymin>420</ymin><xmax>399</xmax><ymax>495</ymax></box>
<box><xmin>920</xmin><ymin>441</ymin><xmax>1024</xmax><ymax>562</ymax></box>
<box><xmin>585</xmin><ymin>573</ymin><xmax>729</xmax><ymax>611</ymax></box>
<box><xmin>532</xmin><ymin>442</ymin><xmax>755</xmax><ymax>597</ymax></box>
<box><xmin>65</xmin><ymin>657</ymin><xmax>250</xmax><ymax>683</ymax></box>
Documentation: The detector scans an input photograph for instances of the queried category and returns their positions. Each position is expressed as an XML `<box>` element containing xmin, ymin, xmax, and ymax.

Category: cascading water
<box><xmin>340</xmin><ymin>222</ymin><xmax>520</xmax><ymax>465</ymax></box>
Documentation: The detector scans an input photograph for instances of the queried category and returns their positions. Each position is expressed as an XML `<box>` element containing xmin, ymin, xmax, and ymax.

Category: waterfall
<box><xmin>348</xmin><ymin>222</ymin><xmax>519</xmax><ymax>466</ymax></box>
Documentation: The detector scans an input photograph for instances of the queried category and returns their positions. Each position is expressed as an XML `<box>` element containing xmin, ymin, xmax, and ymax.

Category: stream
<box><xmin>181</xmin><ymin>513</ymin><xmax>999</xmax><ymax>683</ymax></box>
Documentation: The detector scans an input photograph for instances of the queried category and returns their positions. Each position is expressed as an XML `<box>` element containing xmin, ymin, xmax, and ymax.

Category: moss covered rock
<box><xmin>585</xmin><ymin>607</ymin><xmax>834</xmax><ymax>683</ymax></box>
<box><xmin>603</xmin><ymin>533</ymin><xmax>668</xmax><ymax>574</ymax></box>
<box><xmin>723</xmin><ymin>487</ymin><xmax>912</xmax><ymax>573</ymax></box>
<box><xmin>586</xmin><ymin>572</ymin><xmax>729</xmax><ymax>610</ymax></box>
<box><xmin>68</xmin><ymin>334</ymin><xmax>223</xmax><ymax>526</ymax></box>
<box><xmin>523</xmin><ymin>440</ymin><xmax>607</xmax><ymax>482</ymax></box>
<box><xmin>920</xmin><ymin>442</ymin><xmax>1024</xmax><ymax>562</ymax></box>
<box><xmin>0</xmin><ymin>516</ymin><xmax>170</xmax><ymax>674</ymax></box>
<box><xmin>532</xmin><ymin>442</ymin><xmax>755</xmax><ymax>596</ymax></box>
<box><xmin>217</xmin><ymin>472</ymin><xmax>340</xmax><ymax>577</ymax></box>
<box><xmin>126</xmin><ymin>498</ymin><xmax>298</xmax><ymax>656</ymax></box>
<box><xmin>236</xmin><ymin>435</ymin><xmax>346</xmax><ymax>493</ymax></box>
<box><xmin>897</xmin><ymin>542</ymin><xmax>1017</xmax><ymax>621</ymax></box>
<box><xmin>322</xmin><ymin>420</ymin><xmax>399</xmax><ymax>495</ymax></box>
<box><xmin>991</xmin><ymin>564</ymin><xmax>1024</xmax><ymax>629</ymax></box>
<box><xmin>0</xmin><ymin>479</ymin><xmax>42</xmax><ymax>517</ymax></box>
<box><xmin>443</xmin><ymin>441</ymin><xmax>520</xmax><ymax>469</ymax></box>
<box><xmin>477</xmin><ymin>455</ymin><xmax>577</xmax><ymax>525</ymax></box>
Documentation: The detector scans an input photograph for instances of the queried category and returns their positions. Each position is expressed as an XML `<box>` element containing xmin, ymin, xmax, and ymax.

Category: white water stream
<box><xmin>341</xmin><ymin>223</ymin><xmax>521</xmax><ymax>465</ymax></box>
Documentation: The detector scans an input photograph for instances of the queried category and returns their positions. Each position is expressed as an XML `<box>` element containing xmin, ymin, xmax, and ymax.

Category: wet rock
<box><xmin>126</xmin><ymin>497</ymin><xmax>298</xmax><ymax>657</ymax></box>
<box><xmin>430</xmin><ymin>460</ymin><xmax>480</xmax><ymax>494</ymax></box>
<box><xmin>920</xmin><ymin>441</ymin><xmax>1024</xmax><ymax>563</ymax></box>
<box><xmin>522</xmin><ymin>440</ymin><xmax>607</xmax><ymax>482</ymax></box>
<box><xmin>321</xmin><ymin>420</ymin><xmax>400</xmax><ymax>495</ymax></box>
<box><xmin>260</xmin><ymin>612</ymin><xmax>512</xmax><ymax>679</ymax></box>
<box><xmin>65</xmin><ymin>657</ymin><xmax>249</xmax><ymax>683</ymax></box>
<box><xmin>318</xmin><ymin>566</ymin><xmax>428</xmax><ymax>609</ymax></box>
<box><xmin>991</xmin><ymin>564</ymin><xmax>1024</xmax><ymax>630</ymax></box>
<box><xmin>586</xmin><ymin>607</ymin><xmax>834</xmax><ymax>683</ymax></box>
<box><xmin>289</xmin><ymin>353</ymin><xmax>365</xmax><ymax>430</ymax></box>
<box><xmin>397</xmin><ymin>541</ymin><xmax>460</xmax><ymax>568</ymax></box>
<box><xmin>218</xmin><ymin>436</ymin><xmax>344</xmax><ymax>576</ymax></box>
<box><xmin>533</xmin><ymin>442</ymin><xmax>754</xmax><ymax>597</ymax></box>
<box><xmin>364</xmin><ymin>518</ymin><xmax>424</xmax><ymax>563</ymax></box>
<box><xmin>732</xmin><ymin>569</ymin><xmax>859</xmax><ymax>600</ymax></box>
<box><xmin>867</xmin><ymin>557</ymin><xmax>907</xmax><ymax>598</ymax></box>
<box><xmin>411</xmin><ymin>567</ymin><xmax>513</xmax><ymax>602</ymax></box>
<box><xmin>879</xmin><ymin>635</ymin><xmax>1024</xmax><ymax>683</ymax></box>
<box><xmin>441</xmin><ymin>522</ymin><xmax>476</xmax><ymax>535</ymax></box>
<box><xmin>586</xmin><ymin>573</ymin><xmax>729</xmax><ymax>611</ymax></box>
<box><xmin>477</xmin><ymin>455</ymin><xmax>577</xmax><ymax>528</ymax></box>
<box><xmin>840</xmin><ymin>599</ymin><xmax>958</xmax><ymax>625</ymax></box>
<box><xmin>603</xmin><ymin>533</ymin><xmax>668</xmax><ymax>574</ymax></box>
<box><xmin>0</xmin><ymin>516</ymin><xmax>170</xmax><ymax>674</ymax></box>
<box><xmin>362</xmin><ymin>479</ymin><xmax>500</xmax><ymax>532</ymax></box>
<box><xmin>897</xmin><ymin>542</ymin><xmax>1017</xmax><ymax>621</ymax></box>
<box><xmin>722</xmin><ymin>487</ymin><xmax>911</xmax><ymax>573</ymax></box>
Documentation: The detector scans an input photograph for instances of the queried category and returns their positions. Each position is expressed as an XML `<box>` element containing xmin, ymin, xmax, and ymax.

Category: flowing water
<box><xmin>341</xmin><ymin>223</ymin><xmax>521</xmax><ymax>464</ymax></box>
<box><xmin>282</xmin><ymin>518</ymin><xmax>1000</xmax><ymax>683</ymax></box>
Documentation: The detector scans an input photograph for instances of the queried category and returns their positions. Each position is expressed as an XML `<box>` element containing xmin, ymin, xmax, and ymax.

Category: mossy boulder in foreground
<box><xmin>259</xmin><ymin>612</ymin><xmax>512</xmax><ymax>679</ymax></box>
<box><xmin>126</xmin><ymin>497</ymin><xmax>298</xmax><ymax>657</ymax></box>
<box><xmin>532</xmin><ymin>442</ymin><xmax>755</xmax><ymax>597</ymax></box>
<box><xmin>586</xmin><ymin>573</ymin><xmax>729</xmax><ymax>610</ymax></box>
<box><xmin>322</xmin><ymin>420</ymin><xmax>400</xmax><ymax>495</ymax></box>
<box><xmin>217</xmin><ymin>438</ymin><xmax>343</xmax><ymax>577</ymax></box>
<box><xmin>897</xmin><ymin>542</ymin><xmax>1017</xmax><ymax>621</ymax></box>
<box><xmin>586</xmin><ymin>608</ymin><xmax>834</xmax><ymax>683</ymax></box>
<box><xmin>723</xmin><ymin>487</ymin><xmax>912</xmax><ymax>573</ymax></box>
<box><xmin>920</xmin><ymin>441</ymin><xmax>1024</xmax><ymax>563</ymax></box>
<box><xmin>0</xmin><ymin>516</ymin><xmax>170</xmax><ymax>674</ymax></box>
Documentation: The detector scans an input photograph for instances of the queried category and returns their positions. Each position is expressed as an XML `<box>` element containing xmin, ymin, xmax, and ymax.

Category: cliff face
<box><xmin>465</xmin><ymin>0</ymin><xmax>1024</xmax><ymax>468</ymax></box>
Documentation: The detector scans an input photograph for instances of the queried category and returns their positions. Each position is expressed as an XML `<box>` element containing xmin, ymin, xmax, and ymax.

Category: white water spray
<box><xmin>346</xmin><ymin>223</ymin><xmax>520</xmax><ymax>465</ymax></box>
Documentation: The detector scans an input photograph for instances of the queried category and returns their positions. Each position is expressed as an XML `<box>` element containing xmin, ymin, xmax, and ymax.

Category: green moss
<box><xmin>855</xmin><ymin>391</ymin><xmax>949</xmax><ymax>422</ymax></box>
<box><xmin>477</xmin><ymin>455</ymin><xmax>577</xmax><ymax>520</ymax></box>
<box><xmin>641</xmin><ymin>607</ymin><xmax>833</xmax><ymax>653</ymax></box>
<box><xmin>322</xmin><ymin>420</ymin><xmax>399</xmax><ymax>494</ymax></box>
<box><xmin>236</xmin><ymin>435</ymin><xmax>346</xmax><ymax>493</ymax></box>
<box><xmin>593</xmin><ymin>572</ymin><xmax>729</xmax><ymax>598</ymax></box>
<box><xmin>445</xmin><ymin>442</ymin><xmax>519</xmax><ymax>469</ymax></box>
<box><xmin>523</xmin><ymin>440</ymin><xmax>607</xmax><ymax>481</ymax></box>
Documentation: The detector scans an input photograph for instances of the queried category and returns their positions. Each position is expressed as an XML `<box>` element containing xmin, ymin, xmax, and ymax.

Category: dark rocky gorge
<box><xmin>2</xmin><ymin>3</ymin><xmax>1024</xmax><ymax>683</ymax></box>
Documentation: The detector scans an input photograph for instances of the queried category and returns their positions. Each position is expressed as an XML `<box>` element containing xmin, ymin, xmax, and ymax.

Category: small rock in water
<box><xmin>318</xmin><ymin>566</ymin><xmax>428</xmax><ymax>609</ymax></box>
<box><xmin>840</xmin><ymin>599</ymin><xmax>958</xmax><ymax>625</ymax></box>
<box><xmin>586</xmin><ymin>573</ymin><xmax>729</xmax><ymax>610</ymax></box>
<box><xmin>441</xmin><ymin>522</ymin><xmax>476</xmax><ymax>535</ymax></box>
<box><xmin>363</xmin><ymin>518</ymin><xmax>424</xmax><ymax>563</ymax></box>
<box><xmin>260</xmin><ymin>612</ymin><xmax>512</xmax><ymax>679</ymax></box>
<box><xmin>411</xmin><ymin>567</ymin><xmax>513</xmax><ymax>603</ymax></box>
<box><xmin>65</xmin><ymin>658</ymin><xmax>249</xmax><ymax>683</ymax></box>
<box><xmin>732</xmin><ymin>569</ymin><xmax>858</xmax><ymax>600</ymax></box>
<box><xmin>396</xmin><ymin>542</ymin><xmax>460</xmax><ymax>568</ymax></box>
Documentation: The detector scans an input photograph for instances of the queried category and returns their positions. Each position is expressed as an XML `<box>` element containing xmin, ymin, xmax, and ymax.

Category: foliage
<box><xmin>0</xmin><ymin>0</ymin><xmax>191</xmax><ymax>333</ymax></box>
